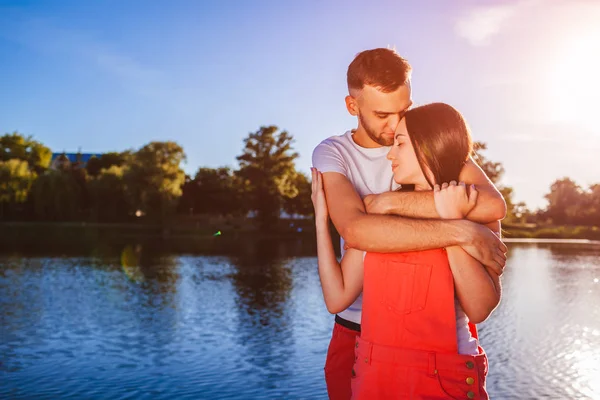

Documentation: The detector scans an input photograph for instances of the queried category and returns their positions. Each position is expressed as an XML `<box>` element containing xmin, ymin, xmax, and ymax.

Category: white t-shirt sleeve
<box><xmin>312</xmin><ymin>141</ymin><xmax>347</xmax><ymax>176</ymax></box>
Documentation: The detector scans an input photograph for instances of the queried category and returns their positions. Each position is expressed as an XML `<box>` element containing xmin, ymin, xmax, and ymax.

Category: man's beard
<box><xmin>359</xmin><ymin>114</ymin><xmax>394</xmax><ymax>146</ymax></box>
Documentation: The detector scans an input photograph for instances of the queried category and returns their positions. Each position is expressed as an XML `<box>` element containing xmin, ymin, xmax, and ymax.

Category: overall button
<box><xmin>466</xmin><ymin>361</ymin><xmax>475</xmax><ymax>369</ymax></box>
<box><xmin>467</xmin><ymin>391</ymin><xmax>475</xmax><ymax>399</ymax></box>
<box><xmin>466</xmin><ymin>377</ymin><xmax>475</xmax><ymax>385</ymax></box>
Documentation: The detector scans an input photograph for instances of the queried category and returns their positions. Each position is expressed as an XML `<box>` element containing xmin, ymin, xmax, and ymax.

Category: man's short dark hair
<box><xmin>347</xmin><ymin>48</ymin><xmax>412</xmax><ymax>93</ymax></box>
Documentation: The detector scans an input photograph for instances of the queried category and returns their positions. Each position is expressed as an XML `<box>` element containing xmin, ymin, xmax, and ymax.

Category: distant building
<box><xmin>50</xmin><ymin>152</ymin><xmax>103</xmax><ymax>170</ymax></box>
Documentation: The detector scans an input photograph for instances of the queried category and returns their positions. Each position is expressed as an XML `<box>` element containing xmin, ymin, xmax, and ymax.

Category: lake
<box><xmin>1</xmin><ymin>238</ymin><xmax>599</xmax><ymax>399</ymax></box>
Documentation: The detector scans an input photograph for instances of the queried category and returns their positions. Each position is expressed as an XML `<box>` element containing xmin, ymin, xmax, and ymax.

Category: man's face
<box><xmin>352</xmin><ymin>84</ymin><xmax>413</xmax><ymax>147</ymax></box>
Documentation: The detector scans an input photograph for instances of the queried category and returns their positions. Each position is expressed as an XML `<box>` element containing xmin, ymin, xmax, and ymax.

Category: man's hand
<box><xmin>434</xmin><ymin>181</ymin><xmax>478</xmax><ymax>219</ymax></box>
<box><xmin>460</xmin><ymin>221</ymin><xmax>507</xmax><ymax>275</ymax></box>
<box><xmin>363</xmin><ymin>193</ymin><xmax>391</xmax><ymax>215</ymax></box>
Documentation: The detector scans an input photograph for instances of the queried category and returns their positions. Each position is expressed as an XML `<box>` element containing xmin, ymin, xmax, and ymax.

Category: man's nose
<box><xmin>387</xmin><ymin>115</ymin><xmax>401</xmax><ymax>131</ymax></box>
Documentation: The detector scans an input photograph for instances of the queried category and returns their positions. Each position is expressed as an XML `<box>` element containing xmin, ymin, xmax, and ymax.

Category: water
<box><xmin>1</xmin><ymin>239</ymin><xmax>599</xmax><ymax>399</ymax></box>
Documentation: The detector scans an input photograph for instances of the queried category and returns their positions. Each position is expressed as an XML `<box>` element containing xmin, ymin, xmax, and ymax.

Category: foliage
<box><xmin>236</xmin><ymin>126</ymin><xmax>299</xmax><ymax>229</ymax></box>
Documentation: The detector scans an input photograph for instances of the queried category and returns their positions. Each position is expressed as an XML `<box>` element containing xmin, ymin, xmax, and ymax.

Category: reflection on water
<box><xmin>481</xmin><ymin>242</ymin><xmax>600</xmax><ymax>400</ymax></box>
<box><xmin>1</xmin><ymin>239</ymin><xmax>599</xmax><ymax>399</ymax></box>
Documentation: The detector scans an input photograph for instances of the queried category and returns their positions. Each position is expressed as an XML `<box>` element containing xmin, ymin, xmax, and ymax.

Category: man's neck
<box><xmin>351</xmin><ymin>127</ymin><xmax>381</xmax><ymax>149</ymax></box>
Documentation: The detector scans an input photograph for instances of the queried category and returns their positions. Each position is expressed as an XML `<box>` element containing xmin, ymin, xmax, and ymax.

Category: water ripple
<box><xmin>1</xmin><ymin>243</ymin><xmax>599</xmax><ymax>399</ymax></box>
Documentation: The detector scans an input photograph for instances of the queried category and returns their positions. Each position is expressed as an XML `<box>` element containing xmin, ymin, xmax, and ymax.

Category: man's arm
<box><xmin>364</xmin><ymin>158</ymin><xmax>506</xmax><ymax>223</ymax></box>
<box><xmin>323</xmin><ymin>171</ymin><xmax>507</xmax><ymax>270</ymax></box>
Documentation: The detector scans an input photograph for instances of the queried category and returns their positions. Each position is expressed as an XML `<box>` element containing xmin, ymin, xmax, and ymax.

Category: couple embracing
<box><xmin>311</xmin><ymin>48</ymin><xmax>507</xmax><ymax>400</ymax></box>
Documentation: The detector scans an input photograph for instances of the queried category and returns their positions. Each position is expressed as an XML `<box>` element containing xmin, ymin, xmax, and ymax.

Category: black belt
<box><xmin>335</xmin><ymin>314</ymin><xmax>361</xmax><ymax>332</ymax></box>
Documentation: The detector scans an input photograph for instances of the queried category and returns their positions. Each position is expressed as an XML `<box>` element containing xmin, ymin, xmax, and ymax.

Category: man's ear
<box><xmin>345</xmin><ymin>95</ymin><xmax>358</xmax><ymax>116</ymax></box>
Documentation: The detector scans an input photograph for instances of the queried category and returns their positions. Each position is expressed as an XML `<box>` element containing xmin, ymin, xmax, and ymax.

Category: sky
<box><xmin>1</xmin><ymin>0</ymin><xmax>599</xmax><ymax>210</ymax></box>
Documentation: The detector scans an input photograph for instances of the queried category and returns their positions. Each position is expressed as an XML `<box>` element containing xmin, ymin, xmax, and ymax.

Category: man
<box><xmin>311</xmin><ymin>48</ymin><xmax>507</xmax><ymax>400</ymax></box>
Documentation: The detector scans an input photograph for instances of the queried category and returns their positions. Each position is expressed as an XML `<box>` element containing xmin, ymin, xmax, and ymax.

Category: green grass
<box><xmin>503</xmin><ymin>224</ymin><xmax>600</xmax><ymax>241</ymax></box>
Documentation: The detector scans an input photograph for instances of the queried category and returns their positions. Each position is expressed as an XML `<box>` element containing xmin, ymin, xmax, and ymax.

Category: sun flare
<box><xmin>549</xmin><ymin>30</ymin><xmax>600</xmax><ymax>134</ymax></box>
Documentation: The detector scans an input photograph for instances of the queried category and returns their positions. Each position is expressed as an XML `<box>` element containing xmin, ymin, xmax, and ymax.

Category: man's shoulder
<box><xmin>312</xmin><ymin>131</ymin><xmax>354</xmax><ymax>173</ymax></box>
<box><xmin>313</xmin><ymin>131</ymin><xmax>352</xmax><ymax>152</ymax></box>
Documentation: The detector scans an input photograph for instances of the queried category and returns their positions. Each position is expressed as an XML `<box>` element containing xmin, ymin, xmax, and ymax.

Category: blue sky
<box><xmin>1</xmin><ymin>0</ymin><xmax>599</xmax><ymax>209</ymax></box>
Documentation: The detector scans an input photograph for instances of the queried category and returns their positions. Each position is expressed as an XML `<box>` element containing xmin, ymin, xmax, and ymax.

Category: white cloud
<box><xmin>455</xmin><ymin>0</ymin><xmax>539</xmax><ymax>46</ymax></box>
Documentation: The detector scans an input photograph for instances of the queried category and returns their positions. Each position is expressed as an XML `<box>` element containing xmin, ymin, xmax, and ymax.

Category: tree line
<box><xmin>1</xmin><ymin>128</ymin><xmax>597</xmax><ymax>229</ymax></box>
<box><xmin>0</xmin><ymin>127</ymin><xmax>310</xmax><ymax>229</ymax></box>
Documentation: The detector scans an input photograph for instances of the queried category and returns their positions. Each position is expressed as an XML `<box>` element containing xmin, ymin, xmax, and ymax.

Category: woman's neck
<box><xmin>414</xmin><ymin>182</ymin><xmax>431</xmax><ymax>192</ymax></box>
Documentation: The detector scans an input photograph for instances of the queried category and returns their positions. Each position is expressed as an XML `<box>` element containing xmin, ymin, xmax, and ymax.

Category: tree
<box><xmin>282</xmin><ymin>172</ymin><xmax>313</xmax><ymax>217</ymax></box>
<box><xmin>512</xmin><ymin>201</ymin><xmax>531</xmax><ymax>223</ymax></box>
<box><xmin>124</xmin><ymin>141</ymin><xmax>186</xmax><ymax>220</ymax></box>
<box><xmin>472</xmin><ymin>142</ymin><xmax>504</xmax><ymax>184</ymax></box>
<box><xmin>86</xmin><ymin>151</ymin><xmax>129</xmax><ymax>177</ymax></box>
<box><xmin>0</xmin><ymin>132</ymin><xmax>52</xmax><ymax>173</ymax></box>
<box><xmin>0</xmin><ymin>159</ymin><xmax>36</xmax><ymax>219</ymax></box>
<box><xmin>586</xmin><ymin>184</ymin><xmax>600</xmax><ymax>227</ymax></box>
<box><xmin>472</xmin><ymin>141</ymin><xmax>519</xmax><ymax>221</ymax></box>
<box><xmin>236</xmin><ymin>126</ymin><xmax>299</xmax><ymax>229</ymax></box>
<box><xmin>88</xmin><ymin>165</ymin><xmax>129</xmax><ymax>222</ymax></box>
<box><xmin>544</xmin><ymin>178</ymin><xmax>585</xmax><ymax>225</ymax></box>
<box><xmin>31</xmin><ymin>170</ymin><xmax>82</xmax><ymax>221</ymax></box>
<box><xmin>178</xmin><ymin>167</ymin><xmax>246</xmax><ymax>216</ymax></box>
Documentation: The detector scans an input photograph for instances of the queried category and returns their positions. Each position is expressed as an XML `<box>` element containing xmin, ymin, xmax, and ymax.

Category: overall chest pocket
<box><xmin>380</xmin><ymin>260</ymin><xmax>433</xmax><ymax>316</ymax></box>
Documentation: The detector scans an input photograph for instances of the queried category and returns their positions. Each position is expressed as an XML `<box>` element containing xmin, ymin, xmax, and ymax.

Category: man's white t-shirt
<box><xmin>312</xmin><ymin>130</ymin><xmax>398</xmax><ymax>324</ymax></box>
<box><xmin>311</xmin><ymin>130</ymin><xmax>478</xmax><ymax>355</ymax></box>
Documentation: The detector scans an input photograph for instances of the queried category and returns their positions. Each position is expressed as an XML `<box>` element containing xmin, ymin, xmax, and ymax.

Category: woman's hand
<box><xmin>311</xmin><ymin>168</ymin><xmax>329</xmax><ymax>224</ymax></box>
<box><xmin>434</xmin><ymin>181</ymin><xmax>478</xmax><ymax>219</ymax></box>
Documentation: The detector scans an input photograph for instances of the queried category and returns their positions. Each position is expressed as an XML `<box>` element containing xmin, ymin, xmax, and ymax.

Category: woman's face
<box><xmin>386</xmin><ymin>118</ymin><xmax>432</xmax><ymax>189</ymax></box>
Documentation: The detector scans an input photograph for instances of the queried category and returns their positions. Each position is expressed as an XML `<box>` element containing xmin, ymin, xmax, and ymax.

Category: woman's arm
<box><xmin>446</xmin><ymin>220</ymin><xmax>502</xmax><ymax>324</ymax></box>
<box><xmin>316</xmin><ymin>219</ymin><xmax>365</xmax><ymax>314</ymax></box>
<box><xmin>312</xmin><ymin>168</ymin><xmax>365</xmax><ymax>314</ymax></box>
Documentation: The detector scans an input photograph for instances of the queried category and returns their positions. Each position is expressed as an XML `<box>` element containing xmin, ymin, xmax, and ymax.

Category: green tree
<box><xmin>86</xmin><ymin>151</ymin><xmax>129</xmax><ymax>177</ymax></box>
<box><xmin>0</xmin><ymin>132</ymin><xmax>52</xmax><ymax>173</ymax></box>
<box><xmin>512</xmin><ymin>201</ymin><xmax>531</xmax><ymax>223</ymax></box>
<box><xmin>472</xmin><ymin>141</ymin><xmax>518</xmax><ymax>221</ymax></box>
<box><xmin>472</xmin><ymin>142</ymin><xmax>504</xmax><ymax>184</ymax></box>
<box><xmin>88</xmin><ymin>165</ymin><xmax>129</xmax><ymax>222</ymax></box>
<box><xmin>282</xmin><ymin>172</ymin><xmax>313</xmax><ymax>217</ymax></box>
<box><xmin>31</xmin><ymin>170</ymin><xmax>82</xmax><ymax>221</ymax></box>
<box><xmin>124</xmin><ymin>141</ymin><xmax>186</xmax><ymax>220</ymax></box>
<box><xmin>544</xmin><ymin>178</ymin><xmax>585</xmax><ymax>225</ymax></box>
<box><xmin>179</xmin><ymin>167</ymin><xmax>246</xmax><ymax>216</ymax></box>
<box><xmin>236</xmin><ymin>126</ymin><xmax>299</xmax><ymax>229</ymax></box>
<box><xmin>586</xmin><ymin>184</ymin><xmax>600</xmax><ymax>227</ymax></box>
<box><xmin>0</xmin><ymin>159</ymin><xmax>36</xmax><ymax>219</ymax></box>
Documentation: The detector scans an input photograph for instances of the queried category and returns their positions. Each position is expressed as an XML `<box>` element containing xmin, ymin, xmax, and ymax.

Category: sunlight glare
<box><xmin>549</xmin><ymin>30</ymin><xmax>600</xmax><ymax>133</ymax></box>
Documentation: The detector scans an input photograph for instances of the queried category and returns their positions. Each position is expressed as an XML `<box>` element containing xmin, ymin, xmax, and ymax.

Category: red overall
<box><xmin>351</xmin><ymin>249</ymin><xmax>489</xmax><ymax>400</ymax></box>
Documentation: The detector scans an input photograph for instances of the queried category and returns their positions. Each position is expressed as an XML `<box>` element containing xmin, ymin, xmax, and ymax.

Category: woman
<box><xmin>311</xmin><ymin>103</ymin><xmax>502</xmax><ymax>399</ymax></box>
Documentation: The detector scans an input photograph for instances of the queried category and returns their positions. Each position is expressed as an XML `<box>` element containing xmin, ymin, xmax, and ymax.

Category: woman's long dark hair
<box><xmin>404</xmin><ymin>103</ymin><xmax>472</xmax><ymax>188</ymax></box>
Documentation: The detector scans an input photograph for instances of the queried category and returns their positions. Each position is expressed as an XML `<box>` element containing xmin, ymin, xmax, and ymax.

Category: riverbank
<box><xmin>502</xmin><ymin>223</ymin><xmax>600</xmax><ymax>241</ymax></box>
<box><xmin>1</xmin><ymin>220</ymin><xmax>598</xmax><ymax>239</ymax></box>
<box><xmin>1</xmin><ymin>220</ymin><xmax>599</xmax><ymax>253</ymax></box>
<box><xmin>0</xmin><ymin>219</ymin><xmax>316</xmax><ymax>256</ymax></box>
